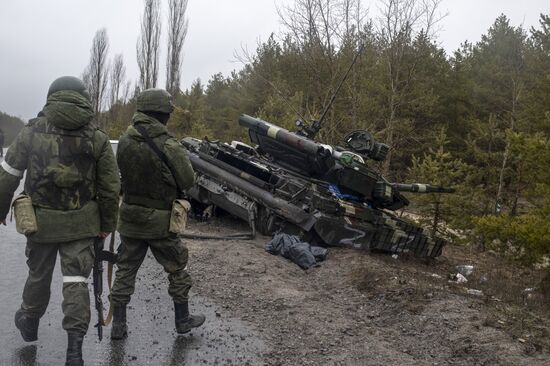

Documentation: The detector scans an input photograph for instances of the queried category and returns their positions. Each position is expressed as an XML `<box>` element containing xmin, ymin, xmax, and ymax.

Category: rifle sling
<box><xmin>134</xmin><ymin>123</ymin><xmax>183</xmax><ymax>193</ymax></box>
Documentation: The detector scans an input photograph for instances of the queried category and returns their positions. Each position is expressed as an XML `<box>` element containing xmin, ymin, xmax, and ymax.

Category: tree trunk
<box><xmin>382</xmin><ymin>91</ymin><xmax>397</xmax><ymax>176</ymax></box>
<box><xmin>495</xmin><ymin>142</ymin><xmax>509</xmax><ymax>215</ymax></box>
<box><xmin>431</xmin><ymin>196</ymin><xmax>441</xmax><ymax>237</ymax></box>
<box><xmin>511</xmin><ymin>163</ymin><xmax>523</xmax><ymax>216</ymax></box>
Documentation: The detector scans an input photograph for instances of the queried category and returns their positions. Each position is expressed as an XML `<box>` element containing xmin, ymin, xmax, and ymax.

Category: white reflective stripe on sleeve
<box><xmin>1</xmin><ymin>160</ymin><xmax>24</xmax><ymax>177</ymax></box>
<box><xmin>417</xmin><ymin>184</ymin><xmax>427</xmax><ymax>193</ymax></box>
<box><xmin>62</xmin><ymin>276</ymin><xmax>88</xmax><ymax>283</ymax></box>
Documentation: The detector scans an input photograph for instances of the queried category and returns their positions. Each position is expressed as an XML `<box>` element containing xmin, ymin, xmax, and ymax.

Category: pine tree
<box><xmin>473</xmin><ymin>132</ymin><xmax>550</xmax><ymax>265</ymax></box>
<box><xmin>406</xmin><ymin>128</ymin><xmax>470</xmax><ymax>239</ymax></box>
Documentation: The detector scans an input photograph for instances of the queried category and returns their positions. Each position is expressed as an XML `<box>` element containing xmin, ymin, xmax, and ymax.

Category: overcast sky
<box><xmin>0</xmin><ymin>0</ymin><xmax>548</xmax><ymax>121</ymax></box>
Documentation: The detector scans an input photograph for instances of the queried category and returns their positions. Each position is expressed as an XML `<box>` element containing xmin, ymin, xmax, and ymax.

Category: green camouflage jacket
<box><xmin>117</xmin><ymin>112</ymin><xmax>194</xmax><ymax>239</ymax></box>
<box><xmin>0</xmin><ymin>91</ymin><xmax>120</xmax><ymax>242</ymax></box>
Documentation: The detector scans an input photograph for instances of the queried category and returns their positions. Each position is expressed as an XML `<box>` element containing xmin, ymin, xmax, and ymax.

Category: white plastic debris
<box><xmin>467</xmin><ymin>289</ymin><xmax>483</xmax><ymax>296</ymax></box>
<box><xmin>455</xmin><ymin>273</ymin><xmax>468</xmax><ymax>283</ymax></box>
<box><xmin>456</xmin><ymin>265</ymin><xmax>474</xmax><ymax>276</ymax></box>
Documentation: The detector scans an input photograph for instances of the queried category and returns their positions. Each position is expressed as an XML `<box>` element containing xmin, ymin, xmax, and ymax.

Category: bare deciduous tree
<box><xmin>166</xmin><ymin>0</ymin><xmax>189</xmax><ymax>96</ymax></box>
<box><xmin>376</xmin><ymin>0</ymin><xmax>445</xmax><ymax>175</ymax></box>
<box><xmin>83</xmin><ymin>28</ymin><xmax>110</xmax><ymax>122</ymax></box>
<box><xmin>122</xmin><ymin>81</ymin><xmax>132</xmax><ymax>103</ymax></box>
<box><xmin>110</xmin><ymin>54</ymin><xmax>126</xmax><ymax>108</ymax></box>
<box><xmin>273</xmin><ymin>0</ymin><xmax>368</xmax><ymax>143</ymax></box>
<box><xmin>277</xmin><ymin>2</ymin><xmax>366</xmax><ymax>89</ymax></box>
<box><xmin>277</xmin><ymin>0</ymin><xmax>367</xmax><ymax>55</ymax></box>
<box><xmin>137</xmin><ymin>0</ymin><xmax>161</xmax><ymax>90</ymax></box>
<box><xmin>278</xmin><ymin>0</ymin><xmax>328</xmax><ymax>57</ymax></box>
<box><xmin>338</xmin><ymin>0</ymin><xmax>364</xmax><ymax>39</ymax></box>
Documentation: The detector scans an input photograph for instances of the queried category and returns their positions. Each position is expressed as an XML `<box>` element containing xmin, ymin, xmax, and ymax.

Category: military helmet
<box><xmin>136</xmin><ymin>88</ymin><xmax>175</xmax><ymax>114</ymax></box>
<box><xmin>47</xmin><ymin>76</ymin><xmax>90</xmax><ymax>100</ymax></box>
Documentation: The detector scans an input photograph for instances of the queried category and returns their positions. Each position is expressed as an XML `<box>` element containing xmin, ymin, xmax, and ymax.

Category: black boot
<box><xmin>65</xmin><ymin>332</ymin><xmax>84</xmax><ymax>366</ymax></box>
<box><xmin>110</xmin><ymin>304</ymin><xmax>128</xmax><ymax>340</ymax></box>
<box><xmin>14</xmin><ymin>309</ymin><xmax>39</xmax><ymax>342</ymax></box>
<box><xmin>174</xmin><ymin>302</ymin><xmax>205</xmax><ymax>334</ymax></box>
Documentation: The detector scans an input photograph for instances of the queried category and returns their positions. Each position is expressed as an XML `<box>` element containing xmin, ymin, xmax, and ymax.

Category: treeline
<box><xmin>80</xmin><ymin>0</ymin><xmax>189</xmax><ymax>131</ymax></box>
<box><xmin>97</xmin><ymin>1</ymin><xmax>549</xmax><ymax>269</ymax></box>
<box><xmin>0</xmin><ymin>112</ymin><xmax>25</xmax><ymax>146</ymax></box>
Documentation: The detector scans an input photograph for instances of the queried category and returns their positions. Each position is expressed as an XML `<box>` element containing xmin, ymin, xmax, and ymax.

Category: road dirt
<box><xmin>187</xmin><ymin>216</ymin><xmax>550</xmax><ymax>366</ymax></box>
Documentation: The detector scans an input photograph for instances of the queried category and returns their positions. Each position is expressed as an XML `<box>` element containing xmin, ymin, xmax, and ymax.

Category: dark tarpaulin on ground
<box><xmin>266</xmin><ymin>233</ymin><xmax>328</xmax><ymax>269</ymax></box>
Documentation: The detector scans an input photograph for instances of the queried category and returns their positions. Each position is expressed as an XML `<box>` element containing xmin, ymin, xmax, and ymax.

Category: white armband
<box><xmin>1</xmin><ymin>160</ymin><xmax>24</xmax><ymax>177</ymax></box>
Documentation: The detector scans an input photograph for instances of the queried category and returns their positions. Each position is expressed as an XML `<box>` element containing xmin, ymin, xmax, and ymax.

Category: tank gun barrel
<box><xmin>187</xmin><ymin>152</ymin><xmax>316</xmax><ymax>231</ymax></box>
<box><xmin>239</xmin><ymin>114</ymin><xmax>330</xmax><ymax>157</ymax></box>
<box><xmin>392</xmin><ymin>183</ymin><xmax>455</xmax><ymax>194</ymax></box>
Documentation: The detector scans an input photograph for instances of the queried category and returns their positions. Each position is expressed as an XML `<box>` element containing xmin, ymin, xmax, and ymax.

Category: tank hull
<box><xmin>182</xmin><ymin>133</ymin><xmax>445</xmax><ymax>258</ymax></box>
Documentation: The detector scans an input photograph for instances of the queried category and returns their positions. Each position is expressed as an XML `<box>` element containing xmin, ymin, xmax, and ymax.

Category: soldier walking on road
<box><xmin>110</xmin><ymin>88</ymin><xmax>205</xmax><ymax>340</ymax></box>
<box><xmin>0</xmin><ymin>76</ymin><xmax>120</xmax><ymax>366</ymax></box>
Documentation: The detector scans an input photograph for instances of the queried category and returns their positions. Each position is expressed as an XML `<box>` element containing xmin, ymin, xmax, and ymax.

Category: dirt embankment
<box><xmin>186</xmin><ymin>217</ymin><xmax>550</xmax><ymax>366</ymax></box>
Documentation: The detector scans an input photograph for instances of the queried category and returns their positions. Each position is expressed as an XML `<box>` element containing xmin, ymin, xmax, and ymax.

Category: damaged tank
<box><xmin>181</xmin><ymin>114</ymin><xmax>454</xmax><ymax>259</ymax></box>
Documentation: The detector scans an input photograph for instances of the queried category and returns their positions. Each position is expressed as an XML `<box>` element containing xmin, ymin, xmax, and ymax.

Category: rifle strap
<box><xmin>101</xmin><ymin>232</ymin><xmax>116</xmax><ymax>326</ymax></box>
<box><xmin>134</xmin><ymin>124</ymin><xmax>183</xmax><ymax>193</ymax></box>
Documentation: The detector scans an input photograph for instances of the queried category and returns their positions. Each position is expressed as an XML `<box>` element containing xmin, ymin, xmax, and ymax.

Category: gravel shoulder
<box><xmin>186</xmin><ymin>217</ymin><xmax>550</xmax><ymax>366</ymax></box>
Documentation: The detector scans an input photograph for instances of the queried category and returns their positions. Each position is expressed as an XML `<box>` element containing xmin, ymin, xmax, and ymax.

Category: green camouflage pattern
<box><xmin>26</xmin><ymin>104</ymin><xmax>96</xmax><ymax>210</ymax></box>
<box><xmin>117</xmin><ymin>111</ymin><xmax>194</xmax><ymax>239</ymax></box>
<box><xmin>0</xmin><ymin>90</ymin><xmax>120</xmax><ymax>239</ymax></box>
<box><xmin>136</xmin><ymin>88</ymin><xmax>175</xmax><ymax>114</ymax></box>
<box><xmin>0</xmin><ymin>168</ymin><xmax>20</xmax><ymax>219</ymax></box>
<box><xmin>32</xmin><ymin>201</ymin><xmax>100</xmax><ymax>243</ymax></box>
<box><xmin>20</xmin><ymin>237</ymin><xmax>95</xmax><ymax>335</ymax></box>
<box><xmin>110</xmin><ymin>236</ymin><xmax>192</xmax><ymax>305</ymax></box>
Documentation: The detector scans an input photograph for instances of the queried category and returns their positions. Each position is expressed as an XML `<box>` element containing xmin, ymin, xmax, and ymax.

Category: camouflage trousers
<box><xmin>110</xmin><ymin>236</ymin><xmax>192</xmax><ymax>305</ymax></box>
<box><xmin>20</xmin><ymin>237</ymin><xmax>95</xmax><ymax>335</ymax></box>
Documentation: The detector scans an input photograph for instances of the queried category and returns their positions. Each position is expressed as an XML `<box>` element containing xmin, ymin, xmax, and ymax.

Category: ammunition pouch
<box><xmin>12</xmin><ymin>194</ymin><xmax>38</xmax><ymax>235</ymax></box>
<box><xmin>169</xmin><ymin>199</ymin><xmax>191</xmax><ymax>235</ymax></box>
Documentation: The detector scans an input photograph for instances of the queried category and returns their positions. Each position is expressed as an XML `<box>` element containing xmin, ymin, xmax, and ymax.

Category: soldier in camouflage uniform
<box><xmin>110</xmin><ymin>88</ymin><xmax>205</xmax><ymax>340</ymax></box>
<box><xmin>0</xmin><ymin>76</ymin><xmax>120</xmax><ymax>366</ymax></box>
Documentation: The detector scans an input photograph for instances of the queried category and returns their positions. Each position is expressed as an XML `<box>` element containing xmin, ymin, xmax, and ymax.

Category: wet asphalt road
<box><xmin>0</xmin><ymin>150</ymin><xmax>266</xmax><ymax>366</ymax></box>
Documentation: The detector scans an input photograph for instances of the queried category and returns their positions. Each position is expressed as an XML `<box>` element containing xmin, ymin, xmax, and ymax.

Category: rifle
<box><xmin>93</xmin><ymin>235</ymin><xmax>118</xmax><ymax>341</ymax></box>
